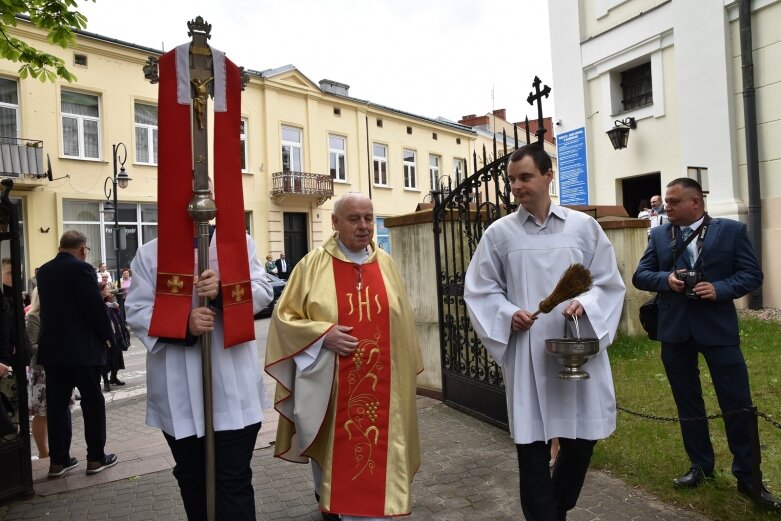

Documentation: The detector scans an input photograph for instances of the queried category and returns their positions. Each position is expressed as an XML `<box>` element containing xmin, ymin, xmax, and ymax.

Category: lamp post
<box><xmin>103</xmin><ymin>143</ymin><xmax>132</xmax><ymax>285</ymax></box>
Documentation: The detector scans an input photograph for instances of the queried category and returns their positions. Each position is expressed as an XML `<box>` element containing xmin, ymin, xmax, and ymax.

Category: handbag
<box><xmin>638</xmin><ymin>293</ymin><xmax>659</xmax><ymax>340</ymax></box>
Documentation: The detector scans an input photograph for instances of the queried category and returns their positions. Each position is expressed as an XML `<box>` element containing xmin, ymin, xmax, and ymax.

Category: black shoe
<box><xmin>110</xmin><ymin>378</ymin><xmax>125</xmax><ymax>386</ymax></box>
<box><xmin>47</xmin><ymin>457</ymin><xmax>79</xmax><ymax>478</ymax></box>
<box><xmin>737</xmin><ymin>479</ymin><xmax>781</xmax><ymax>509</ymax></box>
<box><xmin>103</xmin><ymin>382</ymin><xmax>111</xmax><ymax>392</ymax></box>
<box><xmin>673</xmin><ymin>465</ymin><xmax>713</xmax><ymax>488</ymax></box>
<box><xmin>86</xmin><ymin>454</ymin><xmax>118</xmax><ymax>475</ymax></box>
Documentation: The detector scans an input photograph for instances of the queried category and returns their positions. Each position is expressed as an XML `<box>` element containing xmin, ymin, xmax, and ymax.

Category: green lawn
<box><xmin>592</xmin><ymin>316</ymin><xmax>781</xmax><ymax>520</ymax></box>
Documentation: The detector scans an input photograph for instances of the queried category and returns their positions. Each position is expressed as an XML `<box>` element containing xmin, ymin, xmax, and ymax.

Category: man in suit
<box><xmin>633</xmin><ymin>178</ymin><xmax>779</xmax><ymax>509</ymax></box>
<box><xmin>37</xmin><ymin>230</ymin><xmax>118</xmax><ymax>478</ymax></box>
<box><xmin>275</xmin><ymin>252</ymin><xmax>291</xmax><ymax>280</ymax></box>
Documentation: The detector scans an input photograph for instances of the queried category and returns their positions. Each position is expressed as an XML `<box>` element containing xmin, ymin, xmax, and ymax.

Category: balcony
<box><xmin>270</xmin><ymin>171</ymin><xmax>334</xmax><ymax>206</ymax></box>
<box><xmin>0</xmin><ymin>138</ymin><xmax>48</xmax><ymax>190</ymax></box>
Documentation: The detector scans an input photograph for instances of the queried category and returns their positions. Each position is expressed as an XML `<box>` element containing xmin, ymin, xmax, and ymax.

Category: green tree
<box><xmin>0</xmin><ymin>0</ymin><xmax>94</xmax><ymax>82</ymax></box>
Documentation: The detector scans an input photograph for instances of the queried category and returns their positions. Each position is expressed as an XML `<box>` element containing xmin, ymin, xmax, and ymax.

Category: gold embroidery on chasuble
<box><xmin>329</xmin><ymin>258</ymin><xmax>392</xmax><ymax>516</ymax></box>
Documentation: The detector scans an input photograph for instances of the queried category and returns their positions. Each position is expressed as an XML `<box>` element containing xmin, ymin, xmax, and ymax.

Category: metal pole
<box><xmin>112</xmin><ymin>144</ymin><xmax>120</xmax><ymax>284</ymax></box>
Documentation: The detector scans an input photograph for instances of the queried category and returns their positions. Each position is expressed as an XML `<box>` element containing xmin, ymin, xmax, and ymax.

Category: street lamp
<box><xmin>103</xmin><ymin>143</ymin><xmax>132</xmax><ymax>283</ymax></box>
<box><xmin>606</xmin><ymin>117</ymin><xmax>637</xmax><ymax>150</ymax></box>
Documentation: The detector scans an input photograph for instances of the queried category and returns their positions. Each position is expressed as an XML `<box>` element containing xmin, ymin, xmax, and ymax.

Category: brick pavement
<box><xmin>0</xmin><ymin>317</ymin><xmax>714</xmax><ymax>520</ymax></box>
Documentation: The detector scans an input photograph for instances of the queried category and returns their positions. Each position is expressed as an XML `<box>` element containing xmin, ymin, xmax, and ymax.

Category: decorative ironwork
<box><xmin>0</xmin><ymin>178</ymin><xmax>34</xmax><ymax>501</ymax></box>
<box><xmin>143</xmin><ymin>56</ymin><xmax>159</xmax><ymax>84</ymax></box>
<box><xmin>270</xmin><ymin>171</ymin><xmax>334</xmax><ymax>206</ymax></box>
<box><xmin>239</xmin><ymin>66</ymin><xmax>249</xmax><ymax>91</ymax></box>
<box><xmin>433</xmin><ymin>77</ymin><xmax>551</xmax><ymax>429</ymax></box>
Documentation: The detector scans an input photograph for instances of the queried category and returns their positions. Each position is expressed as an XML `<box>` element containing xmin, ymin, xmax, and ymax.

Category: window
<box><xmin>244</xmin><ymin>211</ymin><xmax>252</xmax><ymax>236</ymax></box>
<box><xmin>64</xmin><ymin>200</ymin><xmax>158</xmax><ymax>276</ymax></box>
<box><xmin>403</xmin><ymin>149</ymin><xmax>417</xmax><ymax>189</ymax></box>
<box><xmin>454</xmin><ymin>158</ymin><xmax>466</xmax><ymax>184</ymax></box>
<box><xmin>329</xmin><ymin>134</ymin><xmax>347</xmax><ymax>181</ymax></box>
<box><xmin>61</xmin><ymin>90</ymin><xmax>100</xmax><ymax>159</ymax></box>
<box><xmin>376</xmin><ymin>118</ymin><xmax>383</xmax><ymax>128</ymax></box>
<box><xmin>373</xmin><ymin>143</ymin><xmax>388</xmax><ymax>186</ymax></box>
<box><xmin>281</xmin><ymin>126</ymin><xmax>302</xmax><ymax>172</ymax></box>
<box><xmin>240</xmin><ymin>118</ymin><xmax>248</xmax><ymax>172</ymax></box>
<box><xmin>134</xmin><ymin>102</ymin><xmax>157</xmax><ymax>165</ymax></box>
<box><xmin>376</xmin><ymin>217</ymin><xmax>390</xmax><ymax>254</ymax></box>
<box><xmin>621</xmin><ymin>62</ymin><xmax>652</xmax><ymax>111</ymax></box>
<box><xmin>74</xmin><ymin>53</ymin><xmax>87</xmax><ymax>66</ymax></box>
<box><xmin>0</xmin><ymin>78</ymin><xmax>19</xmax><ymax>141</ymax></box>
<box><xmin>429</xmin><ymin>155</ymin><xmax>440</xmax><ymax>191</ymax></box>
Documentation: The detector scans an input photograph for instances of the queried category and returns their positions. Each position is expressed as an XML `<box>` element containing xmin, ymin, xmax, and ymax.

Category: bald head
<box><xmin>332</xmin><ymin>193</ymin><xmax>374</xmax><ymax>252</ymax></box>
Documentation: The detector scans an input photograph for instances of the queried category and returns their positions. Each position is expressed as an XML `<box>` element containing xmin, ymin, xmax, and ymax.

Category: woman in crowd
<box><xmin>25</xmin><ymin>288</ymin><xmax>48</xmax><ymax>458</ymax></box>
<box><xmin>99</xmin><ymin>281</ymin><xmax>127</xmax><ymax>392</ymax></box>
<box><xmin>264</xmin><ymin>254</ymin><xmax>277</xmax><ymax>274</ymax></box>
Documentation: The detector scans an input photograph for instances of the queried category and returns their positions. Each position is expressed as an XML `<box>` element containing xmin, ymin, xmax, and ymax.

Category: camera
<box><xmin>676</xmin><ymin>270</ymin><xmax>704</xmax><ymax>300</ymax></box>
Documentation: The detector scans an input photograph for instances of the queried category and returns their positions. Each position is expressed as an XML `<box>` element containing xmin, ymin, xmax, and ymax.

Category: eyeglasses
<box><xmin>83</xmin><ymin>246</ymin><xmax>91</xmax><ymax>253</ymax></box>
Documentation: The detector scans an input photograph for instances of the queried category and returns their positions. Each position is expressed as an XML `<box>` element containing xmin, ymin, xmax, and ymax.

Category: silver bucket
<box><xmin>545</xmin><ymin>315</ymin><xmax>600</xmax><ymax>380</ymax></box>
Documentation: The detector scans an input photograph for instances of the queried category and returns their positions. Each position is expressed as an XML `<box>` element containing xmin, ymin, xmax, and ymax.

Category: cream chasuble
<box><xmin>265</xmin><ymin>234</ymin><xmax>423</xmax><ymax>518</ymax></box>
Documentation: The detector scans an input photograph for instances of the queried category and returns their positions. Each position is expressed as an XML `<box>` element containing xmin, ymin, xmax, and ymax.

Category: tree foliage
<box><xmin>0</xmin><ymin>0</ymin><xmax>94</xmax><ymax>82</ymax></box>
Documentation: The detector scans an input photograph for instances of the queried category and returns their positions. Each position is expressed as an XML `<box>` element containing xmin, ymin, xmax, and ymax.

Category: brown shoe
<box><xmin>86</xmin><ymin>454</ymin><xmax>118</xmax><ymax>475</ymax></box>
<box><xmin>48</xmin><ymin>457</ymin><xmax>79</xmax><ymax>478</ymax></box>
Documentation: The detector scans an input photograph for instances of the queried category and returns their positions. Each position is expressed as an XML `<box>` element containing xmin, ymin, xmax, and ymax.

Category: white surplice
<box><xmin>464</xmin><ymin>204</ymin><xmax>625</xmax><ymax>444</ymax></box>
<box><xmin>125</xmin><ymin>233</ymin><xmax>273</xmax><ymax>439</ymax></box>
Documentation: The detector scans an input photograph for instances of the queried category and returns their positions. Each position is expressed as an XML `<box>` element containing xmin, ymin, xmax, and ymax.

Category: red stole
<box><xmin>148</xmin><ymin>47</ymin><xmax>254</xmax><ymax>348</ymax></box>
<box><xmin>328</xmin><ymin>258</ymin><xmax>392</xmax><ymax>516</ymax></box>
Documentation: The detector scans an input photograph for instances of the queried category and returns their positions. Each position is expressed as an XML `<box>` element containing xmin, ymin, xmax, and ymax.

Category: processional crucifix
<box><xmin>143</xmin><ymin>17</ymin><xmax>249</xmax><ymax>521</ymax></box>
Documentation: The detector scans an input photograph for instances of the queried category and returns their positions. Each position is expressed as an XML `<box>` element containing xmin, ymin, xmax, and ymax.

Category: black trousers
<box><xmin>44</xmin><ymin>365</ymin><xmax>106</xmax><ymax>465</ymax></box>
<box><xmin>516</xmin><ymin>438</ymin><xmax>597</xmax><ymax>521</ymax></box>
<box><xmin>661</xmin><ymin>339</ymin><xmax>756</xmax><ymax>480</ymax></box>
<box><xmin>164</xmin><ymin>422</ymin><xmax>261</xmax><ymax>521</ymax></box>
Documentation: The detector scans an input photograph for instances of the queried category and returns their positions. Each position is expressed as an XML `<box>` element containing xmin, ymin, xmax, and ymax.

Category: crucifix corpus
<box><xmin>143</xmin><ymin>16</ymin><xmax>253</xmax><ymax>521</ymax></box>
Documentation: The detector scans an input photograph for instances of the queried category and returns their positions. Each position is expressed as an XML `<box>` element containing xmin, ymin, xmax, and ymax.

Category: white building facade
<box><xmin>548</xmin><ymin>0</ymin><xmax>781</xmax><ymax>307</ymax></box>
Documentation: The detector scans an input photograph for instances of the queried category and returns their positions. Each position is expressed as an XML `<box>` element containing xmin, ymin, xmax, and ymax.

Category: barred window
<box><xmin>621</xmin><ymin>62</ymin><xmax>653</xmax><ymax>111</ymax></box>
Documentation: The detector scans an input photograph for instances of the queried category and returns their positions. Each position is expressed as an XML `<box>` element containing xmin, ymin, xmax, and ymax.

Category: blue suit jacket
<box><xmin>36</xmin><ymin>252</ymin><xmax>114</xmax><ymax>367</ymax></box>
<box><xmin>632</xmin><ymin>217</ymin><xmax>762</xmax><ymax>345</ymax></box>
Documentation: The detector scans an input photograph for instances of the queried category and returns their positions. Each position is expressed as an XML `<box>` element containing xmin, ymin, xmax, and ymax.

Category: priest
<box><xmin>464</xmin><ymin>144</ymin><xmax>625</xmax><ymax>521</ymax></box>
<box><xmin>266</xmin><ymin>192</ymin><xmax>423</xmax><ymax>521</ymax></box>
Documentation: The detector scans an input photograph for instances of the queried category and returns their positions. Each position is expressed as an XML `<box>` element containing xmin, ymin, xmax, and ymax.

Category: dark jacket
<box><xmin>36</xmin><ymin>252</ymin><xmax>114</xmax><ymax>367</ymax></box>
<box><xmin>632</xmin><ymin>217</ymin><xmax>763</xmax><ymax>346</ymax></box>
<box><xmin>275</xmin><ymin>258</ymin><xmax>291</xmax><ymax>280</ymax></box>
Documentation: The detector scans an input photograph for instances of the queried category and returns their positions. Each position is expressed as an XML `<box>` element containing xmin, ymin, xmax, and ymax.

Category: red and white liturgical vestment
<box><xmin>149</xmin><ymin>43</ymin><xmax>254</xmax><ymax>348</ymax></box>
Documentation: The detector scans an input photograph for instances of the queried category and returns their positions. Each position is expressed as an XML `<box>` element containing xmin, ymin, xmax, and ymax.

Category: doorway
<box><xmin>283</xmin><ymin>212</ymin><xmax>308</xmax><ymax>268</ymax></box>
<box><xmin>621</xmin><ymin>172</ymin><xmax>661</xmax><ymax>217</ymax></box>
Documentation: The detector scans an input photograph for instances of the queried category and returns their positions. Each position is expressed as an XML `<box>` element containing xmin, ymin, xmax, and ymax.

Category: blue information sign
<box><xmin>557</xmin><ymin>127</ymin><xmax>589</xmax><ymax>205</ymax></box>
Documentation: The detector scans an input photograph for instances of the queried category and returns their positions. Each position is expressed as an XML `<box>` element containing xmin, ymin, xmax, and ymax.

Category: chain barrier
<box><xmin>617</xmin><ymin>403</ymin><xmax>781</xmax><ymax>430</ymax></box>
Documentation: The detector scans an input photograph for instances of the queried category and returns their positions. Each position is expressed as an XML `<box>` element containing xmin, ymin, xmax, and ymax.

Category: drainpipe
<box><xmin>739</xmin><ymin>0</ymin><xmax>763</xmax><ymax>309</ymax></box>
<box><xmin>365</xmin><ymin>114</ymin><xmax>373</xmax><ymax>200</ymax></box>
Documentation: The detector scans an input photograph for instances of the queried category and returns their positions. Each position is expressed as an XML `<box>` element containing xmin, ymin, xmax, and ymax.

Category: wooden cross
<box><xmin>526</xmin><ymin>76</ymin><xmax>551</xmax><ymax>145</ymax></box>
<box><xmin>187</xmin><ymin>17</ymin><xmax>213</xmax><ymax>194</ymax></box>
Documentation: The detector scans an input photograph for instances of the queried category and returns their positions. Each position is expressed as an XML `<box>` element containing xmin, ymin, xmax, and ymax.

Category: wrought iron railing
<box><xmin>270</xmin><ymin>171</ymin><xmax>333</xmax><ymax>205</ymax></box>
<box><xmin>0</xmin><ymin>138</ymin><xmax>44</xmax><ymax>178</ymax></box>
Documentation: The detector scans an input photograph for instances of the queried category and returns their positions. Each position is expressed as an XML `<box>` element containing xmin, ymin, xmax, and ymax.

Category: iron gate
<box><xmin>432</xmin><ymin>77</ymin><xmax>551</xmax><ymax>428</ymax></box>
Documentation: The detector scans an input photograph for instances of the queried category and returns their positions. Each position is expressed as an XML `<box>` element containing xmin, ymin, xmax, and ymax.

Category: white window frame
<box><xmin>0</xmin><ymin>77</ymin><xmax>20</xmax><ymax>139</ymax></box>
<box><xmin>328</xmin><ymin>134</ymin><xmax>347</xmax><ymax>182</ymax></box>
<box><xmin>281</xmin><ymin>125</ymin><xmax>302</xmax><ymax>172</ymax></box>
<box><xmin>134</xmin><ymin>102</ymin><xmax>157</xmax><ymax>165</ymax></box>
<box><xmin>403</xmin><ymin>149</ymin><xmax>417</xmax><ymax>189</ymax></box>
<box><xmin>61</xmin><ymin>90</ymin><xmax>101</xmax><ymax>159</ymax></box>
<box><xmin>240</xmin><ymin>118</ymin><xmax>249</xmax><ymax>173</ymax></box>
<box><xmin>373</xmin><ymin>143</ymin><xmax>388</xmax><ymax>186</ymax></box>
<box><xmin>429</xmin><ymin>154</ymin><xmax>440</xmax><ymax>191</ymax></box>
<box><xmin>454</xmin><ymin>158</ymin><xmax>466</xmax><ymax>184</ymax></box>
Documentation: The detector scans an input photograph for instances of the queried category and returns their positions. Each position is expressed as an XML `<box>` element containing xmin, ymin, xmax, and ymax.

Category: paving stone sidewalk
<box><xmin>0</xmin><ymin>396</ymin><xmax>712</xmax><ymax>521</ymax></box>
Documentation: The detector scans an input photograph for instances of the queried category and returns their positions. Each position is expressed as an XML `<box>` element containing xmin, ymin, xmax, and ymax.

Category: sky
<box><xmin>76</xmin><ymin>0</ymin><xmax>555</xmax><ymax>125</ymax></box>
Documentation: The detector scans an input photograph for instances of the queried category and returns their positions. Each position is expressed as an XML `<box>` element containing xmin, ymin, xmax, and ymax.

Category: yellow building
<box><xmin>0</xmin><ymin>19</ymin><xmax>477</xmax><ymax>285</ymax></box>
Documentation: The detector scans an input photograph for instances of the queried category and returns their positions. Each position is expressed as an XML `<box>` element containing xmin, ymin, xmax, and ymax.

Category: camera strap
<box><xmin>670</xmin><ymin>213</ymin><xmax>711</xmax><ymax>268</ymax></box>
